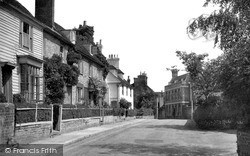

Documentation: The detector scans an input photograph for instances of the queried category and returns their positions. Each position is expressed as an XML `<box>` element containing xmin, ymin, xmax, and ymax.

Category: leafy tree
<box><xmin>44</xmin><ymin>54</ymin><xmax>80</xmax><ymax>104</ymax></box>
<box><xmin>188</xmin><ymin>0</ymin><xmax>250</xmax><ymax>126</ymax></box>
<box><xmin>176</xmin><ymin>51</ymin><xmax>220</xmax><ymax>106</ymax></box>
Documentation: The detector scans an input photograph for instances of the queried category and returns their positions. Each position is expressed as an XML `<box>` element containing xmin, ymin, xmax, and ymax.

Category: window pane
<box><xmin>23</xmin><ymin>22</ymin><xmax>29</xmax><ymax>34</ymax></box>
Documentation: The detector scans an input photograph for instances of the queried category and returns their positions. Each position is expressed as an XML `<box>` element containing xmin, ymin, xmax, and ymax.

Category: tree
<box><xmin>119</xmin><ymin>98</ymin><xmax>131</xmax><ymax>109</ymax></box>
<box><xmin>44</xmin><ymin>54</ymin><xmax>80</xmax><ymax>104</ymax></box>
<box><xmin>176</xmin><ymin>51</ymin><xmax>220</xmax><ymax>106</ymax></box>
<box><xmin>188</xmin><ymin>0</ymin><xmax>250</xmax><ymax>125</ymax></box>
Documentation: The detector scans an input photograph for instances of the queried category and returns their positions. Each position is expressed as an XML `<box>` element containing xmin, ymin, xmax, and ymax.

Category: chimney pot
<box><xmin>84</xmin><ymin>21</ymin><xmax>86</xmax><ymax>26</ymax></box>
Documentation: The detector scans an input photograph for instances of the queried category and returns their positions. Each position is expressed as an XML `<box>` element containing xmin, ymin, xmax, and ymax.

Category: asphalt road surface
<box><xmin>64</xmin><ymin>119</ymin><xmax>237</xmax><ymax>156</ymax></box>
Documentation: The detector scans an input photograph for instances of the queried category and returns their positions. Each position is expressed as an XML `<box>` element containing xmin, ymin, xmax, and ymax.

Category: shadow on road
<box><xmin>86</xmin><ymin>143</ymin><xmax>233</xmax><ymax>156</ymax></box>
<box><xmin>144</xmin><ymin>120</ymin><xmax>237</xmax><ymax>135</ymax></box>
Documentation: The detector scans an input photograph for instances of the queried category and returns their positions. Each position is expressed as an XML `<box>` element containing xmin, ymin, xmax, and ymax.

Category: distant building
<box><xmin>105</xmin><ymin>54</ymin><xmax>133</xmax><ymax>109</ymax></box>
<box><xmin>159</xmin><ymin>69</ymin><xmax>192</xmax><ymax>119</ymax></box>
<box><xmin>132</xmin><ymin>72</ymin><xmax>155</xmax><ymax>109</ymax></box>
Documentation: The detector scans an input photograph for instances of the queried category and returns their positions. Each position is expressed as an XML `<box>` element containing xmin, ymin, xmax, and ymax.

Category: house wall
<box><xmin>43</xmin><ymin>32</ymin><xmax>68</xmax><ymax>63</ymax></box>
<box><xmin>119</xmin><ymin>86</ymin><xmax>134</xmax><ymax>109</ymax></box>
<box><xmin>0</xmin><ymin>7</ymin><xmax>43</xmax><ymax>99</ymax></box>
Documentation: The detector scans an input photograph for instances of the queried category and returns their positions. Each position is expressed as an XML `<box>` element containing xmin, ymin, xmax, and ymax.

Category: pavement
<box><xmin>30</xmin><ymin>118</ymin><xmax>147</xmax><ymax>146</ymax></box>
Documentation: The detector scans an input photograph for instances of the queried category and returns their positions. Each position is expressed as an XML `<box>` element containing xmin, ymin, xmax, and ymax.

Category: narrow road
<box><xmin>64</xmin><ymin>119</ymin><xmax>237</xmax><ymax>156</ymax></box>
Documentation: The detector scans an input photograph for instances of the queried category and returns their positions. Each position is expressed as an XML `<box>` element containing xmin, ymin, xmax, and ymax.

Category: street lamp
<box><xmin>189</xmin><ymin>82</ymin><xmax>194</xmax><ymax>120</ymax></box>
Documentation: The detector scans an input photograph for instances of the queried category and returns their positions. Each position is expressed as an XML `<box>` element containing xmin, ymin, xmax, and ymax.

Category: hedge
<box><xmin>62</xmin><ymin>108</ymin><xmax>101</xmax><ymax>120</ymax></box>
<box><xmin>194</xmin><ymin>105</ymin><xmax>246</xmax><ymax>130</ymax></box>
<box><xmin>15</xmin><ymin>109</ymin><xmax>36</xmax><ymax>124</ymax></box>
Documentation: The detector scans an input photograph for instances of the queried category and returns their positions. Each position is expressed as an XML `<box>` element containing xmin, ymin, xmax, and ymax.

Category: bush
<box><xmin>0</xmin><ymin>92</ymin><xmax>7</xmax><ymax>103</ymax></box>
<box><xmin>194</xmin><ymin>104</ymin><xmax>245</xmax><ymax>130</ymax></box>
<box><xmin>127</xmin><ymin>109</ymin><xmax>137</xmax><ymax>117</ymax></box>
<box><xmin>136</xmin><ymin>108</ymin><xmax>154</xmax><ymax>116</ymax></box>
<box><xmin>37</xmin><ymin>109</ymin><xmax>52</xmax><ymax>122</ymax></box>
<box><xmin>15</xmin><ymin>109</ymin><xmax>35</xmax><ymax>124</ymax></box>
<box><xmin>113</xmin><ymin>108</ymin><xmax>124</xmax><ymax>116</ymax></box>
<box><xmin>62</xmin><ymin>108</ymin><xmax>100</xmax><ymax>120</ymax></box>
<box><xmin>13</xmin><ymin>94</ymin><xmax>25</xmax><ymax>104</ymax></box>
<box><xmin>104</xmin><ymin>108</ymin><xmax>113</xmax><ymax>116</ymax></box>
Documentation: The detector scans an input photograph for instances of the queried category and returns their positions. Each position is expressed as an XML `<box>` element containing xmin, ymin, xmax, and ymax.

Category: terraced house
<box><xmin>0</xmin><ymin>0</ymin><xmax>44</xmax><ymax>103</ymax></box>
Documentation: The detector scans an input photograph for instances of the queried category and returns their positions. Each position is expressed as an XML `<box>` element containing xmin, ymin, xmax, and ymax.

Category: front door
<box><xmin>2</xmin><ymin>65</ymin><xmax>13</xmax><ymax>103</ymax></box>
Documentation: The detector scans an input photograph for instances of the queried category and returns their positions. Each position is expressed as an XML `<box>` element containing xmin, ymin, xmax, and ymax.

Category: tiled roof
<box><xmin>169</xmin><ymin>73</ymin><xmax>189</xmax><ymax>84</ymax></box>
<box><xmin>7</xmin><ymin>0</ymin><xmax>33</xmax><ymax>16</ymax></box>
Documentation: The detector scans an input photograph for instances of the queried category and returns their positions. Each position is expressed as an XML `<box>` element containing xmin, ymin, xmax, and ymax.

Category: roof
<box><xmin>117</xmin><ymin>69</ymin><xmax>124</xmax><ymax>74</ymax></box>
<box><xmin>44</xmin><ymin>22</ymin><xmax>74</xmax><ymax>46</ymax></box>
<box><xmin>7</xmin><ymin>0</ymin><xmax>33</xmax><ymax>16</ymax></box>
<box><xmin>169</xmin><ymin>73</ymin><xmax>189</xmax><ymax>84</ymax></box>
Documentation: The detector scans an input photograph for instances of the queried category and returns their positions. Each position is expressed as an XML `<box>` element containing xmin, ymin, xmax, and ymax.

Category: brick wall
<box><xmin>0</xmin><ymin>103</ymin><xmax>15</xmax><ymax>144</ymax></box>
<box><xmin>237</xmin><ymin>130</ymin><xmax>250</xmax><ymax>156</ymax></box>
<box><xmin>14</xmin><ymin>121</ymin><xmax>52</xmax><ymax>144</ymax></box>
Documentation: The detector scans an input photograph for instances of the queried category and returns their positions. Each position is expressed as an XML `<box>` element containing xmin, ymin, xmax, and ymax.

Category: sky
<box><xmin>17</xmin><ymin>0</ymin><xmax>222</xmax><ymax>92</ymax></box>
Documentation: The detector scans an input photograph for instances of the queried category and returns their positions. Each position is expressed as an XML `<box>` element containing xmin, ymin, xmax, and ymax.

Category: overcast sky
<box><xmin>18</xmin><ymin>0</ymin><xmax>222</xmax><ymax>92</ymax></box>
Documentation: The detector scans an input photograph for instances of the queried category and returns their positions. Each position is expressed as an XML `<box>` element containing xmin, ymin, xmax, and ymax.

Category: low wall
<box><xmin>0</xmin><ymin>103</ymin><xmax>15</xmax><ymax>144</ymax></box>
<box><xmin>237</xmin><ymin>130</ymin><xmax>250</xmax><ymax>156</ymax></box>
<box><xmin>60</xmin><ymin>117</ymin><xmax>100</xmax><ymax>134</ymax></box>
<box><xmin>14</xmin><ymin>121</ymin><xmax>52</xmax><ymax>144</ymax></box>
<box><xmin>14</xmin><ymin>115</ymin><xmax>139</xmax><ymax>144</ymax></box>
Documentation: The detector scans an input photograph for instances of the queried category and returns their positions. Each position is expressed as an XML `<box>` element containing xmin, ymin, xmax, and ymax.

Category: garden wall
<box><xmin>14</xmin><ymin>115</ymin><xmax>137</xmax><ymax>144</ymax></box>
<box><xmin>0</xmin><ymin>103</ymin><xmax>15</xmax><ymax>144</ymax></box>
<box><xmin>14</xmin><ymin>121</ymin><xmax>52</xmax><ymax>144</ymax></box>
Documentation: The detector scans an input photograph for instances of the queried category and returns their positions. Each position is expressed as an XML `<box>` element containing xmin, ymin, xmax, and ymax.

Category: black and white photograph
<box><xmin>0</xmin><ymin>0</ymin><xmax>250</xmax><ymax>155</ymax></box>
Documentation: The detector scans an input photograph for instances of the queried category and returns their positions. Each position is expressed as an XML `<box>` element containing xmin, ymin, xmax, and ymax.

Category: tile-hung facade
<box><xmin>105</xmin><ymin>54</ymin><xmax>134</xmax><ymax>109</ymax></box>
<box><xmin>74</xmin><ymin>21</ymin><xmax>105</xmax><ymax>106</ymax></box>
<box><xmin>0</xmin><ymin>0</ymin><xmax>44</xmax><ymax>103</ymax></box>
<box><xmin>159</xmin><ymin>69</ymin><xmax>192</xmax><ymax>119</ymax></box>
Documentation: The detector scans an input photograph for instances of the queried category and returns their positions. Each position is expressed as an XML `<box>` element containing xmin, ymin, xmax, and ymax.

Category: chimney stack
<box><xmin>35</xmin><ymin>0</ymin><xmax>55</xmax><ymax>28</ymax></box>
<box><xmin>127</xmin><ymin>76</ymin><xmax>130</xmax><ymax>84</ymax></box>
<box><xmin>171</xmin><ymin>69</ymin><xmax>179</xmax><ymax>78</ymax></box>
<box><xmin>83</xmin><ymin>21</ymin><xmax>86</xmax><ymax>26</ymax></box>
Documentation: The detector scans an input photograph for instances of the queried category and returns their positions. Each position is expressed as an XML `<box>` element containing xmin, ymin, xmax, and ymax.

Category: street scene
<box><xmin>64</xmin><ymin>119</ymin><xmax>237</xmax><ymax>156</ymax></box>
<box><xmin>0</xmin><ymin>0</ymin><xmax>250</xmax><ymax>156</ymax></box>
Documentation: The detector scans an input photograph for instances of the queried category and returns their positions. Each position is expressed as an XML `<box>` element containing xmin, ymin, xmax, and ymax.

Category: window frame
<box><xmin>19</xmin><ymin>21</ymin><xmax>33</xmax><ymax>51</ymax></box>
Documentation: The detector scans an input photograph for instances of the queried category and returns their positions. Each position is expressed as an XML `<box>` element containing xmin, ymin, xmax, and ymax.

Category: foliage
<box><xmin>13</xmin><ymin>94</ymin><xmax>26</xmax><ymax>104</ymax></box>
<box><xmin>112</xmin><ymin>108</ymin><xmax>124</xmax><ymax>116</ymax></box>
<box><xmin>67</xmin><ymin>50</ymin><xmax>82</xmax><ymax>65</ymax></box>
<box><xmin>127</xmin><ymin>109</ymin><xmax>137</xmax><ymax>117</ymax></box>
<box><xmin>119</xmin><ymin>98</ymin><xmax>131</xmax><ymax>109</ymax></box>
<box><xmin>134</xmin><ymin>86</ymin><xmax>156</xmax><ymax>110</ymax></box>
<box><xmin>15</xmin><ymin>110</ymin><xmax>35</xmax><ymax>124</ymax></box>
<box><xmin>136</xmin><ymin>107</ymin><xmax>154</xmax><ymax>116</ymax></box>
<box><xmin>188</xmin><ymin>0</ymin><xmax>250</xmax><ymax>127</ymax></box>
<box><xmin>0</xmin><ymin>92</ymin><xmax>7</xmax><ymax>103</ymax></box>
<box><xmin>44</xmin><ymin>54</ymin><xmax>80</xmax><ymax>104</ymax></box>
<box><xmin>176</xmin><ymin>51</ymin><xmax>221</xmax><ymax>106</ymax></box>
<box><xmin>194</xmin><ymin>103</ymin><xmax>246</xmax><ymax>130</ymax></box>
<box><xmin>62</xmin><ymin>108</ymin><xmax>101</xmax><ymax>120</ymax></box>
<box><xmin>94</xmin><ymin>53</ymin><xmax>110</xmax><ymax>80</ymax></box>
<box><xmin>90</xmin><ymin>77</ymin><xmax>108</xmax><ymax>106</ymax></box>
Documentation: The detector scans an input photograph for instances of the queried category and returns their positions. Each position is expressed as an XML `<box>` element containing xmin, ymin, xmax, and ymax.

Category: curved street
<box><xmin>64</xmin><ymin>119</ymin><xmax>237</xmax><ymax>156</ymax></box>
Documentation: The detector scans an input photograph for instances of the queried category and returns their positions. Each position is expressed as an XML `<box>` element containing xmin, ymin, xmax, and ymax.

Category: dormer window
<box><xmin>19</xmin><ymin>21</ymin><xmax>33</xmax><ymax>51</ymax></box>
